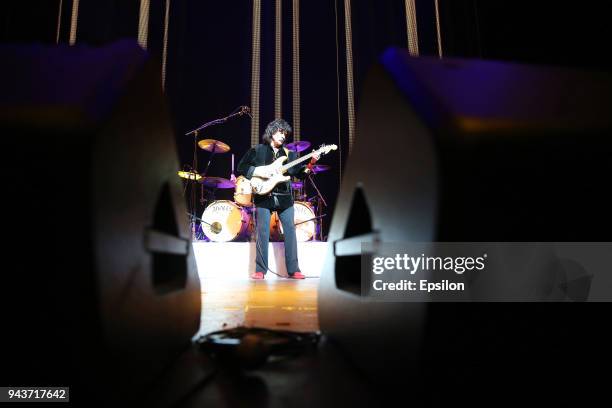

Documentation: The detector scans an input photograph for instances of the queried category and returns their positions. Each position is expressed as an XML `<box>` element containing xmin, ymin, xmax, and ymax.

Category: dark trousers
<box><xmin>255</xmin><ymin>205</ymin><xmax>299</xmax><ymax>274</ymax></box>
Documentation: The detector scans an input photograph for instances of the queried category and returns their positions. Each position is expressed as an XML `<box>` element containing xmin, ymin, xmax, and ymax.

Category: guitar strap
<box><xmin>254</xmin><ymin>144</ymin><xmax>266</xmax><ymax>164</ymax></box>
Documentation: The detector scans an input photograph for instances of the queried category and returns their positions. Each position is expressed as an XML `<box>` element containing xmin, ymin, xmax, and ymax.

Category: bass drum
<box><xmin>201</xmin><ymin>200</ymin><xmax>251</xmax><ymax>242</ymax></box>
<box><xmin>269</xmin><ymin>201</ymin><xmax>316</xmax><ymax>242</ymax></box>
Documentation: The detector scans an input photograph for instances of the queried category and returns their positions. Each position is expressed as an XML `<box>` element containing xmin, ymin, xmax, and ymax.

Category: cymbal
<box><xmin>177</xmin><ymin>170</ymin><xmax>202</xmax><ymax>181</ymax></box>
<box><xmin>285</xmin><ymin>140</ymin><xmax>311</xmax><ymax>152</ymax></box>
<box><xmin>198</xmin><ymin>139</ymin><xmax>230</xmax><ymax>153</ymax></box>
<box><xmin>199</xmin><ymin>176</ymin><xmax>235</xmax><ymax>189</ymax></box>
<box><xmin>311</xmin><ymin>164</ymin><xmax>330</xmax><ymax>173</ymax></box>
<box><xmin>291</xmin><ymin>181</ymin><xmax>304</xmax><ymax>189</ymax></box>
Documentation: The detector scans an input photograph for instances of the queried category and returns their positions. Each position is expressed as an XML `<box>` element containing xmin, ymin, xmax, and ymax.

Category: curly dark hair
<box><xmin>262</xmin><ymin>118</ymin><xmax>292</xmax><ymax>144</ymax></box>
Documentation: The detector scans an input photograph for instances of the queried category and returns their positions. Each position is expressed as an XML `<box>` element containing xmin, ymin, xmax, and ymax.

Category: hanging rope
<box><xmin>138</xmin><ymin>0</ymin><xmax>150</xmax><ymax>50</ymax></box>
<box><xmin>275</xmin><ymin>0</ymin><xmax>282</xmax><ymax>119</ymax></box>
<box><xmin>334</xmin><ymin>0</ymin><xmax>342</xmax><ymax>183</ymax></box>
<box><xmin>404</xmin><ymin>0</ymin><xmax>419</xmax><ymax>56</ymax></box>
<box><xmin>434</xmin><ymin>0</ymin><xmax>443</xmax><ymax>57</ymax></box>
<box><xmin>162</xmin><ymin>0</ymin><xmax>171</xmax><ymax>90</ymax></box>
<box><xmin>251</xmin><ymin>0</ymin><xmax>262</xmax><ymax>147</ymax></box>
<box><xmin>473</xmin><ymin>0</ymin><xmax>483</xmax><ymax>58</ymax></box>
<box><xmin>344</xmin><ymin>0</ymin><xmax>356</xmax><ymax>158</ymax></box>
<box><xmin>56</xmin><ymin>0</ymin><xmax>63</xmax><ymax>44</ymax></box>
<box><xmin>69</xmin><ymin>0</ymin><xmax>79</xmax><ymax>45</ymax></box>
<box><xmin>292</xmin><ymin>0</ymin><xmax>301</xmax><ymax>142</ymax></box>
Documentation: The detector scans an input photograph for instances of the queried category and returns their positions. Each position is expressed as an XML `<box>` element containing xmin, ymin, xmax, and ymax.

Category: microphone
<box><xmin>240</xmin><ymin>106</ymin><xmax>252</xmax><ymax>118</ymax></box>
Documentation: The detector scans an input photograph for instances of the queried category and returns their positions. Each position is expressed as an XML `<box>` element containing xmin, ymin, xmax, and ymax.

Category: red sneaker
<box><xmin>289</xmin><ymin>272</ymin><xmax>305</xmax><ymax>279</ymax></box>
<box><xmin>251</xmin><ymin>272</ymin><xmax>265</xmax><ymax>280</ymax></box>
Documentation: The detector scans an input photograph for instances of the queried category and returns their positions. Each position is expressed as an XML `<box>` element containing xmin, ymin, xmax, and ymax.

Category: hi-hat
<box><xmin>311</xmin><ymin>164</ymin><xmax>330</xmax><ymax>173</ymax></box>
<box><xmin>199</xmin><ymin>176</ymin><xmax>235</xmax><ymax>189</ymax></box>
<box><xmin>198</xmin><ymin>139</ymin><xmax>230</xmax><ymax>153</ymax></box>
<box><xmin>285</xmin><ymin>140</ymin><xmax>311</xmax><ymax>152</ymax></box>
<box><xmin>177</xmin><ymin>170</ymin><xmax>202</xmax><ymax>181</ymax></box>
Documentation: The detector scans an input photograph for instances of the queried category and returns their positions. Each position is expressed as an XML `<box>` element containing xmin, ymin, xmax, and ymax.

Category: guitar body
<box><xmin>250</xmin><ymin>156</ymin><xmax>291</xmax><ymax>195</ymax></box>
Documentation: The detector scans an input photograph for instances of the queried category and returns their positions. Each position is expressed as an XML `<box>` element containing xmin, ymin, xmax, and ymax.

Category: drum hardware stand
<box><xmin>230</xmin><ymin>153</ymin><xmax>237</xmax><ymax>184</ymax></box>
<box><xmin>202</xmin><ymin>185</ymin><xmax>219</xmax><ymax>209</ymax></box>
<box><xmin>306</xmin><ymin>173</ymin><xmax>327</xmax><ymax>241</ymax></box>
<box><xmin>184</xmin><ymin>124</ymin><xmax>219</xmax><ymax>240</ymax></box>
<box><xmin>183</xmin><ymin>106</ymin><xmax>250</xmax><ymax>240</ymax></box>
<box><xmin>199</xmin><ymin>149</ymin><xmax>220</xmax><ymax>207</ymax></box>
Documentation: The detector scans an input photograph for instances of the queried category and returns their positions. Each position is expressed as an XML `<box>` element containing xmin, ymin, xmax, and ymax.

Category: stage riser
<box><xmin>193</xmin><ymin>242</ymin><xmax>328</xmax><ymax>281</ymax></box>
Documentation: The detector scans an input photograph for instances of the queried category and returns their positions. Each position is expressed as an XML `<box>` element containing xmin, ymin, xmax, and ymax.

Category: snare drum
<box><xmin>201</xmin><ymin>200</ymin><xmax>252</xmax><ymax>242</ymax></box>
<box><xmin>233</xmin><ymin>176</ymin><xmax>253</xmax><ymax>206</ymax></box>
<box><xmin>269</xmin><ymin>201</ymin><xmax>316</xmax><ymax>242</ymax></box>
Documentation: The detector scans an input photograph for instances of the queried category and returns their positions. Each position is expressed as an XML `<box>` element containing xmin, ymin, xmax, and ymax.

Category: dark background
<box><xmin>3</xmin><ymin>2</ymin><xmax>612</xmax><ymax>405</ymax></box>
<box><xmin>2</xmin><ymin>0</ymin><xmax>612</xmax><ymax>239</ymax></box>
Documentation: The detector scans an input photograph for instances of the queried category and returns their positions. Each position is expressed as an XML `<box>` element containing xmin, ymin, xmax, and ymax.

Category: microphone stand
<box><xmin>185</xmin><ymin>212</ymin><xmax>214</xmax><ymax>241</ymax></box>
<box><xmin>186</xmin><ymin>211</ymin><xmax>215</xmax><ymax>228</ymax></box>
<box><xmin>184</xmin><ymin>106</ymin><xmax>249</xmax><ymax>137</ymax></box>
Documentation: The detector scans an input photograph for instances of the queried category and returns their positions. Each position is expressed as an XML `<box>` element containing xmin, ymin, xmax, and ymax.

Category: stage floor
<box><xmin>192</xmin><ymin>242</ymin><xmax>327</xmax><ymax>337</ymax></box>
<box><xmin>192</xmin><ymin>241</ymin><xmax>328</xmax><ymax>279</ymax></box>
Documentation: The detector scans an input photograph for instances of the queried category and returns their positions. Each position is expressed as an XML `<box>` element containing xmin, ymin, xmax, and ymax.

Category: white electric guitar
<box><xmin>250</xmin><ymin>144</ymin><xmax>337</xmax><ymax>195</ymax></box>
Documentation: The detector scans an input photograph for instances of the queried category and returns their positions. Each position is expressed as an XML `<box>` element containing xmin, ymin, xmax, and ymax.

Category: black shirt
<box><xmin>237</xmin><ymin>143</ymin><xmax>309</xmax><ymax>210</ymax></box>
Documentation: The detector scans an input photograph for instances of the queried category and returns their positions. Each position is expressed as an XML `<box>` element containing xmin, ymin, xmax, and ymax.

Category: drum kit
<box><xmin>180</xmin><ymin>138</ymin><xmax>330</xmax><ymax>243</ymax></box>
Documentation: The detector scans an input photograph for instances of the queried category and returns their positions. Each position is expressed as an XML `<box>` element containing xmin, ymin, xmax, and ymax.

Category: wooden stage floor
<box><xmin>196</xmin><ymin>276</ymin><xmax>320</xmax><ymax>337</ymax></box>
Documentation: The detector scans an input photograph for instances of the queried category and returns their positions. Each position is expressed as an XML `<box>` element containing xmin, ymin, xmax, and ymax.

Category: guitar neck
<box><xmin>280</xmin><ymin>150</ymin><xmax>318</xmax><ymax>172</ymax></box>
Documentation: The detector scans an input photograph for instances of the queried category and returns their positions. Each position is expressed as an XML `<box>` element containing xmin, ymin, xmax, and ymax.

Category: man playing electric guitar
<box><xmin>237</xmin><ymin>118</ymin><xmax>320</xmax><ymax>280</ymax></box>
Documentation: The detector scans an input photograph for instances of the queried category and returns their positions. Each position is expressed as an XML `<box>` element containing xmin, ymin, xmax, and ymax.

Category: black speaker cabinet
<box><xmin>0</xmin><ymin>40</ymin><xmax>200</xmax><ymax>403</ymax></box>
<box><xmin>319</xmin><ymin>48</ymin><xmax>612</xmax><ymax>402</ymax></box>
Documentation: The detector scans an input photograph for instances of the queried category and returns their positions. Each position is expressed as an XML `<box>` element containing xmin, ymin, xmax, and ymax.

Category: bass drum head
<box><xmin>293</xmin><ymin>201</ymin><xmax>316</xmax><ymax>241</ymax></box>
<box><xmin>201</xmin><ymin>200</ymin><xmax>250</xmax><ymax>242</ymax></box>
<box><xmin>270</xmin><ymin>202</ymin><xmax>316</xmax><ymax>242</ymax></box>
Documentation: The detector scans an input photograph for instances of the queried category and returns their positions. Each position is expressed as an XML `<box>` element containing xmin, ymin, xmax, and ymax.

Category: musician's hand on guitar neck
<box><xmin>305</xmin><ymin>152</ymin><xmax>320</xmax><ymax>174</ymax></box>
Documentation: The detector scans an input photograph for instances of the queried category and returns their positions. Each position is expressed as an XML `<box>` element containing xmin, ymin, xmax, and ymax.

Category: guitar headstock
<box><xmin>316</xmin><ymin>144</ymin><xmax>338</xmax><ymax>155</ymax></box>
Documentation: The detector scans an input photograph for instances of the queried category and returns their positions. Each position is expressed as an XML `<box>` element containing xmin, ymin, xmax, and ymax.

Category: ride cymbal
<box><xmin>285</xmin><ymin>140</ymin><xmax>311</xmax><ymax>152</ymax></box>
<box><xmin>197</xmin><ymin>139</ymin><xmax>230</xmax><ymax>153</ymax></box>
